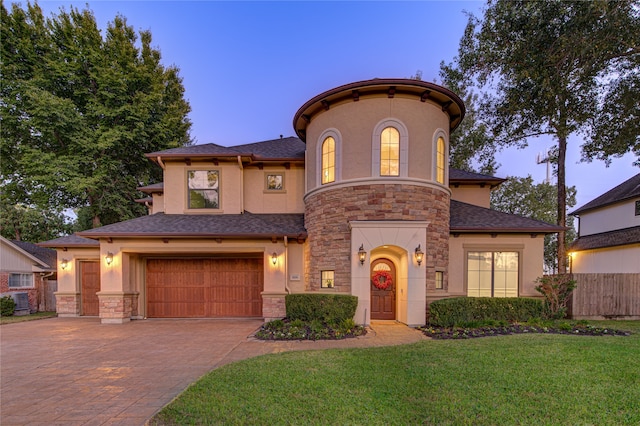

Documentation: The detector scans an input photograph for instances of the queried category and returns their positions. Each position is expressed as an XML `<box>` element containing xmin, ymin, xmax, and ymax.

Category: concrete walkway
<box><xmin>0</xmin><ymin>318</ymin><xmax>426</xmax><ymax>426</ymax></box>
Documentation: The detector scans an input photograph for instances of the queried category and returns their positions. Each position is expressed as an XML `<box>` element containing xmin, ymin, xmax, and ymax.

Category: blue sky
<box><xmin>25</xmin><ymin>1</ymin><xmax>640</xmax><ymax>208</ymax></box>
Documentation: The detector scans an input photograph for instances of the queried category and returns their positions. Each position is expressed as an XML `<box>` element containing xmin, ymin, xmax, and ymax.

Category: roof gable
<box><xmin>571</xmin><ymin>173</ymin><xmax>640</xmax><ymax>215</ymax></box>
<box><xmin>1</xmin><ymin>236</ymin><xmax>55</xmax><ymax>269</ymax></box>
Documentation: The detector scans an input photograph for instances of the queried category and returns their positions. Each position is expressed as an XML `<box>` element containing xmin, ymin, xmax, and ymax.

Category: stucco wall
<box><xmin>161</xmin><ymin>161</ymin><xmax>304</xmax><ymax>215</ymax></box>
<box><xmin>243</xmin><ymin>166</ymin><xmax>305</xmax><ymax>213</ymax></box>
<box><xmin>450</xmin><ymin>185</ymin><xmax>492</xmax><ymax>208</ymax></box>
<box><xmin>448</xmin><ymin>234</ymin><xmax>545</xmax><ymax>298</ymax></box>
<box><xmin>304</xmin><ymin>96</ymin><xmax>450</xmax><ymax>191</ymax></box>
<box><xmin>578</xmin><ymin>200</ymin><xmax>640</xmax><ymax>236</ymax></box>
<box><xmin>163</xmin><ymin>161</ymin><xmax>243</xmax><ymax>214</ymax></box>
<box><xmin>571</xmin><ymin>244</ymin><xmax>640</xmax><ymax>273</ymax></box>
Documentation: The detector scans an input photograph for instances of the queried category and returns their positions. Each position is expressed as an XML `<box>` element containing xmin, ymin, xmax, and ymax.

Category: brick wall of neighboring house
<box><xmin>0</xmin><ymin>272</ymin><xmax>40</xmax><ymax>313</ymax></box>
<box><xmin>304</xmin><ymin>184</ymin><xmax>450</xmax><ymax>293</ymax></box>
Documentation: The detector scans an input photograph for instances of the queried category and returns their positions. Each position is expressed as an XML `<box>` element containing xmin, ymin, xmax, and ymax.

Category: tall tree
<box><xmin>448</xmin><ymin>0</ymin><xmax>640</xmax><ymax>272</ymax></box>
<box><xmin>439</xmin><ymin>62</ymin><xmax>498</xmax><ymax>174</ymax></box>
<box><xmin>491</xmin><ymin>176</ymin><xmax>576</xmax><ymax>273</ymax></box>
<box><xmin>1</xmin><ymin>2</ymin><xmax>192</xmax><ymax>230</ymax></box>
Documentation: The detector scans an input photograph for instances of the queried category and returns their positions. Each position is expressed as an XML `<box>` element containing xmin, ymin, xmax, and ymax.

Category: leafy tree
<box><xmin>0</xmin><ymin>194</ymin><xmax>72</xmax><ymax>242</ymax></box>
<box><xmin>439</xmin><ymin>62</ymin><xmax>498</xmax><ymax>174</ymax></box>
<box><xmin>491</xmin><ymin>175</ymin><xmax>577</xmax><ymax>273</ymax></box>
<box><xmin>1</xmin><ymin>2</ymin><xmax>192</xmax><ymax>230</ymax></box>
<box><xmin>448</xmin><ymin>0</ymin><xmax>640</xmax><ymax>272</ymax></box>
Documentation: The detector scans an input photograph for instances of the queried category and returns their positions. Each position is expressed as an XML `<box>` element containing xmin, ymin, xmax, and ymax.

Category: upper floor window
<box><xmin>188</xmin><ymin>170</ymin><xmax>219</xmax><ymax>209</ymax></box>
<box><xmin>436</xmin><ymin>136</ymin><xmax>446</xmax><ymax>184</ymax></box>
<box><xmin>380</xmin><ymin>127</ymin><xmax>400</xmax><ymax>176</ymax></box>
<box><xmin>321</xmin><ymin>136</ymin><xmax>335</xmax><ymax>184</ymax></box>
<box><xmin>9</xmin><ymin>273</ymin><xmax>33</xmax><ymax>288</ymax></box>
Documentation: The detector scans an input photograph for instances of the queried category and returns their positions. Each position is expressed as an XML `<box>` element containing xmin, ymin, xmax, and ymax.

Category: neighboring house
<box><xmin>1</xmin><ymin>236</ymin><xmax>57</xmax><ymax>313</ymax></box>
<box><xmin>568</xmin><ymin>173</ymin><xmax>640</xmax><ymax>319</ymax></box>
<box><xmin>40</xmin><ymin>79</ymin><xmax>562</xmax><ymax>325</ymax></box>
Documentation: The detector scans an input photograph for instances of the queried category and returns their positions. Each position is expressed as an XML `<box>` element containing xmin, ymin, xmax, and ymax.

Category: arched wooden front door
<box><xmin>370</xmin><ymin>258</ymin><xmax>396</xmax><ymax>320</ymax></box>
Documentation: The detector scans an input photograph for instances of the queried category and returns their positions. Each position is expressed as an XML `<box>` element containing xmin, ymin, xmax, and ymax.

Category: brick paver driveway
<box><xmin>0</xmin><ymin>317</ymin><xmax>263</xmax><ymax>425</ymax></box>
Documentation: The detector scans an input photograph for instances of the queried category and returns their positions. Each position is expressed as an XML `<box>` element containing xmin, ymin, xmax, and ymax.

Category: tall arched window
<box><xmin>436</xmin><ymin>136</ymin><xmax>446</xmax><ymax>184</ymax></box>
<box><xmin>321</xmin><ymin>136</ymin><xmax>335</xmax><ymax>184</ymax></box>
<box><xmin>380</xmin><ymin>127</ymin><xmax>400</xmax><ymax>176</ymax></box>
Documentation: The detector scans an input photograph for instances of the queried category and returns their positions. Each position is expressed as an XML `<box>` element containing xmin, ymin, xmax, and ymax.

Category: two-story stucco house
<box><xmin>567</xmin><ymin>173</ymin><xmax>640</xmax><ymax>319</ymax></box>
<box><xmin>40</xmin><ymin>79</ymin><xmax>562</xmax><ymax>325</ymax></box>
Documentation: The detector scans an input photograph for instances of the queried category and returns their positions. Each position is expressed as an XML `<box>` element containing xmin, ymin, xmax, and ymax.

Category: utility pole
<box><xmin>536</xmin><ymin>149</ymin><xmax>553</xmax><ymax>184</ymax></box>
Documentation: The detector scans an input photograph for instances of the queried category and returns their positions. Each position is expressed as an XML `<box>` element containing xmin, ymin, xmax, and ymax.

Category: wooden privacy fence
<box><xmin>569</xmin><ymin>273</ymin><xmax>640</xmax><ymax>319</ymax></box>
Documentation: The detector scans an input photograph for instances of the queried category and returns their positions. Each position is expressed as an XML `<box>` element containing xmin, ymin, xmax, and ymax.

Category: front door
<box><xmin>370</xmin><ymin>258</ymin><xmax>396</xmax><ymax>320</ymax></box>
<box><xmin>80</xmin><ymin>260</ymin><xmax>100</xmax><ymax>316</ymax></box>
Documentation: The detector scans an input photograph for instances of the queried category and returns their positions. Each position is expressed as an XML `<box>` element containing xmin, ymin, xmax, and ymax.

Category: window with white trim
<box><xmin>9</xmin><ymin>273</ymin><xmax>33</xmax><ymax>288</ymax></box>
<box><xmin>436</xmin><ymin>136</ymin><xmax>446</xmax><ymax>184</ymax></box>
<box><xmin>380</xmin><ymin>127</ymin><xmax>400</xmax><ymax>176</ymax></box>
<box><xmin>467</xmin><ymin>251</ymin><xmax>518</xmax><ymax>297</ymax></box>
<box><xmin>321</xmin><ymin>136</ymin><xmax>335</xmax><ymax>184</ymax></box>
<box><xmin>188</xmin><ymin>170</ymin><xmax>219</xmax><ymax>209</ymax></box>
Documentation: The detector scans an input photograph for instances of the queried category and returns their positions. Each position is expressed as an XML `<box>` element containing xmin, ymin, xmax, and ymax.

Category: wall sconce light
<box><xmin>60</xmin><ymin>259</ymin><xmax>69</xmax><ymax>270</ymax></box>
<box><xmin>105</xmin><ymin>252</ymin><xmax>114</xmax><ymax>266</ymax></box>
<box><xmin>415</xmin><ymin>244</ymin><xmax>424</xmax><ymax>266</ymax></box>
<box><xmin>358</xmin><ymin>244</ymin><xmax>367</xmax><ymax>265</ymax></box>
<box><xmin>271</xmin><ymin>252</ymin><xmax>278</xmax><ymax>265</ymax></box>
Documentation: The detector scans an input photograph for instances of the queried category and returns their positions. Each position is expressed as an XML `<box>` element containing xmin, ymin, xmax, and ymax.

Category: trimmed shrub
<box><xmin>428</xmin><ymin>297</ymin><xmax>544</xmax><ymax>327</ymax></box>
<box><xmin>1</xmin><ymin>296</ymin><xmax>16</xmax><ymax>317</ymax></box>
<box><xmin>285</xmin><ymin>294</ymin><xmax>358</xmax><ymax>325</ymax></box>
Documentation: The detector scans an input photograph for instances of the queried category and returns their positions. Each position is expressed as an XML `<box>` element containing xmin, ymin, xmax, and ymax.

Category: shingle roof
<box><xmin>449</xmin><ymin>168</ymin><xmax>505</xmax><ymax>184</ymax></box>
<box><xmin>75</xmin><ymin>213</ymin><xmax>307</xmax><ymax>239</ymax></box>
<box><xmin>145</xmin><ymin>137</ymin><xmax>305</xmax><ymax>161</ymax></box>
<box><xmin>38</xmin><ymin>234</ymin><xmax>100</xmax><ymax>248</ymax></box>
<box><xmin>569</xmin><ymin>226</ymin><xmax>640</xmax><ymax>252</ymax></box>
<box><xmin>450</xmin><ymin>200</ymin><xmax>565</xmax><ymax>233</ymax></box>
<box><xmin>571</xmin><ymin>173</ymin><xmax>640</xmax><ymax>215</ymax></box>
<box><xmin>11</xmin><ymin>240</ymin><xmax>56</xmax><ymax>268</ymax></box>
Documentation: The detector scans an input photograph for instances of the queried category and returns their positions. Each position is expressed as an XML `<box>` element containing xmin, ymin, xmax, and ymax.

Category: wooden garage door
<box><xmin>80</xmin><ymin>261</ymin><xmax>100</xmax><ymax>316</ymax></box>
<box><xmin>146</xmin><ymin>258</ymin><xmax>263</xmax><ymax>318</ymax></box>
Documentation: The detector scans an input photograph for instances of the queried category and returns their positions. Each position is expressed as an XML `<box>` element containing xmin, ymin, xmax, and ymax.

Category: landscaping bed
<box><xmin>254</xmin><ymin>318</ymin><xmax>367</xmax><ymax>341</ymax></box>
<box><xmin>420</xmin><ymin>322</ymin><xmax>631</xmax><ymax>339</ymax></box>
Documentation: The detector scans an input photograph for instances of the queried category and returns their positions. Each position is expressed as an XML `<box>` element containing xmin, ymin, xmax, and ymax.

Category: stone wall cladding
<box><xmin>55</xmin><ymin>294</ymin><xmax>80</xmax><ymax>316</ymax></box>
<box><xmin>304</xmin><ymin>184</ymin><xmax>450</xmax><ymax>292</ymax></box>
<box><xmin>262</xmin><ymin>294</ymin><xmax>286</xmax><ymax>320</ymax></box>
<box><xmin>98</xmin><ymin>293</ymin><xmax>136</xmax><ymax>321</ymax></box>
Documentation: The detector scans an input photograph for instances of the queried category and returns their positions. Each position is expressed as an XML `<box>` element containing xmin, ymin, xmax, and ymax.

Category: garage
<box><xmin>146</xmin><ymin>257</ymin><xmax>263</xmax><ymax>318</ymax></box>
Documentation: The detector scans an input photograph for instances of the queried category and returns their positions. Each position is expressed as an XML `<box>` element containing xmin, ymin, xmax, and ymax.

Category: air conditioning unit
<box><xmin>11</xmin><ymin>292</ymin><xmax>30</xmax><ymax>316</ymax></box>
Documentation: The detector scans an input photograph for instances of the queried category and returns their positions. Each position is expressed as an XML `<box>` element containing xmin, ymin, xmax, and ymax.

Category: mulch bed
<box><xmin>419</xmin><ymin>324</ymin><xmax>631</xmax><ymax>339</ymax></box>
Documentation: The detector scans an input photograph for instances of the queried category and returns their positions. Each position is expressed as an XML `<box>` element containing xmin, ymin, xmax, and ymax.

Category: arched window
<box><xmin>436</xmin><ymin>136</ymin><xmax>446</xmax><ymax>184</ymax></box>
<box><xmin>380</xmin><ymin>127</ymin><xmax>400</xmax><ymax>176</ymax></box>
<box><xmin>321</xmin><ymin>136</ymin><xmax>335</xmax><ymax>184</ymax></box>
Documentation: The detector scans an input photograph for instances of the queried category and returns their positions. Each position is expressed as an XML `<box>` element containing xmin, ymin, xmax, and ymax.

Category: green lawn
<box><xmin>0</xmin><ymin>311</ymin><xmax>57</xmax><ymax>325</ymax></box>
<box><xmin>151</xmin><ymin>320</ymin><xmax>640</xmax><ymax>425</ymax></box>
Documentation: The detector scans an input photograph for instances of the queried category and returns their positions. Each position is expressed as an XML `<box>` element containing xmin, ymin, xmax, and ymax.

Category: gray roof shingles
<box><xmin>76</xmin><ymin>213</ymin><xmax>307</xmax><ymax>239</ymax></box>
<box><xmin>449</xmin><ymin>168</ymin><xmax>505</xmax><ymax>183</ymax></box>
<box><xmin>146</xmin><ymin>137</ymin><xmax>305</xmax><ymax>160</ymax></box>
<box><xmin>61</xmin><ymin>201</ymin><xmax>561</xmax><ymax>241</ymax></box>
<box><xmin>450</xmin><ymin>200</ymin><xmax>564</xmax><ymax>233</ymax></box>
<box><xmin>571</xmin><ymin>173</ymin><xmax>640</xmax><ymax>215</ymax></box>
<box><xmin>569</xmin><ymin>226</ymin><xmax>640</xmax><ymax>251</ymax></box>
<box><xmin>38</xmin><ymin>234</ymin><xmax>101</xmax><ymax>248</ymax></box>
<box><xmin>12</xmin><ymin>240</ymin><xmax>57</xmax><ymax>268</ymax></box>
